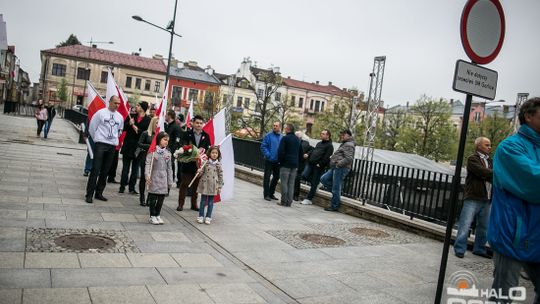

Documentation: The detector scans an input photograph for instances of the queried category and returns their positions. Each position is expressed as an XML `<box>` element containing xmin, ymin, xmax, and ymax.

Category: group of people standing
<box><xmin>452</xmin><ymin>98</ymin><xmax>540</xmax><ymax>303</ymax></box>
<box><xmin>260</xmin><ymin>121</ymin><xmax>355</xmax><ymax>211</ymax></box>
<box><xmin>34</xmin><ymin>101</ymin><xmax>56</xmax><ymax>138</ymax></box>
<box><xmin>83</xmin><ymin>96</ymin><xmax>223</xmax><ymax>225</ymax></box>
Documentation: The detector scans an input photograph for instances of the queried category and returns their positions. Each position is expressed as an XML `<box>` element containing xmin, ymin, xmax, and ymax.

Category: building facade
<box><xmin>40</xmin><ymin>45</ymin><xmax>166</xmax><ymax>107</ymax></box>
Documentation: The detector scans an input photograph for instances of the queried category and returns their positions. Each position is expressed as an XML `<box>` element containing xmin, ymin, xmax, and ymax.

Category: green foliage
<box><xmin>56</xmin><ymin>34</ymin><xmax>82</xmax><ymax>47</ymax></box>
<box><xmin>395</xmin><ymin>95</ymin><xmax>457</xmax><ymax>162</ymax></box>
<box><xmin>377</xmin><ymin>109</ymin><xmax>410</xmax><ymax>150</ymax></box>
<box><xmin>56</xmin><ymin>78</ymin><xmax>68</xmax><ymax>102</ymax></box>
<box><xmin>312</xmin><ymin>96</ymin><xmax>364</xmax><ymax>143</ymax></box>
<box><xmin>463</xmin><ymin>111</ymin><xmax>514</xmax><ymax>160</ymax></box>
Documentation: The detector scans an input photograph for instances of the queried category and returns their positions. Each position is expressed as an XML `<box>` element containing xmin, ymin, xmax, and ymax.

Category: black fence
<box><xmin>232</xmin><ymin>137</ymin><xmax>463</xmax><ymax>226</ymax></box>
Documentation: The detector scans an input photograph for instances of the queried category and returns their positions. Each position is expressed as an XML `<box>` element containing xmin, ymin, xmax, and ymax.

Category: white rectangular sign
<box><xmin>452</xmin><ymin>60</ymin><xmax>498</xmax><ymax>100</ymax></box>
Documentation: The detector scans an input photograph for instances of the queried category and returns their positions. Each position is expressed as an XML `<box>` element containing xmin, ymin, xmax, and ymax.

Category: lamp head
<box><xmin>132</xmin><ymin>15</ymin><xmax>143</xmax><ymax>21</ymax></box>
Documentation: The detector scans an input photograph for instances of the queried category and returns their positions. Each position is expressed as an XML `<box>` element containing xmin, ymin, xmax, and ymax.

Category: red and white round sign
<box><xmin>460</xmin><ymin>0</ymin><xmax>505</xmax><ymax>65</ymax></box>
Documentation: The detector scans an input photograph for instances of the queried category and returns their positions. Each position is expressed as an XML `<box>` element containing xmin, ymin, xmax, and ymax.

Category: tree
<box><xmin>56</xmin><ymin>34</ymin><xmax>82</xmax><ymax>48</ymax></box>
<box><xmin>56</xmin><ymin>78</ymin><xmax>68</xmax><ymax>103</ymax></box>
<box><xmin>312</xmin><ymin>95</ymin><xmax>364</xmax><ymax>143</ymax></box>
<box><xmin>395</xmin><ymin>95</ymin><xmax>457</xmax><ymax>162</ymax></box>
<box><xmin>464</xmin><ymin>110</ymin><xmax>514</xmax><ymax>160</ymax></box>
<box><xmin>377</xmin><ymin>109</ymin><xmax>411</xmax><ymax>151</ymax></box>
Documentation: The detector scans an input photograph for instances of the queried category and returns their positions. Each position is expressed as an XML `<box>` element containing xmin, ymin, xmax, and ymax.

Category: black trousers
<box><xmin>86</xmin><ymin>142</ymin><xmax>115</xmax><ymax>198</ymax></box>
<box><xmin>148</xmin><ymin>193</ymin><xmax>165</xmax><ymax>217</ymax></box>
<box><xmin>263</xmin><ymin>160</ymin><xmax>280</xmax><ymax>198</ymax></box>
<box><xmin>139</xmin><ymin>153</ymin><xmax>147</xmax><ymax>204</ymax></box>
<box><xmin>108</xmin><ymin>150</ymin><xmax>119</xmax><ymax>181</ymax></box>
<box><xmin>120</xmin><ymin>154</ymin><xmax>140</xmax><ymax>191</ymax></box>
<box><xmin>294</xmin><ymin>163</ymin><xmax>306</xmax><ymax>197</ymax></box>
<box><xmin>36</xmin><ymin>120</ymin><xmax>46</xmax><ymax>136</ymax></box>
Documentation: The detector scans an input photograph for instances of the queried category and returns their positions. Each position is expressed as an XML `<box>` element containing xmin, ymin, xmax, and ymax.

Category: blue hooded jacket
<box><xmin>488</xmin><ymin>124</ymin><xmax>540</xmax><ymax>262</ymax></box>
<box><xmin>260</xmin><ymin>131</ymin><xmax>282</xmax><ymax>163</ymax></box>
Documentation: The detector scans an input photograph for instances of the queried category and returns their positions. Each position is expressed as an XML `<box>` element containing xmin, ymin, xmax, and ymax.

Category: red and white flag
<box><xmin>148</xmin><ymin>82</ymin><xmax>169</xmax><ymax>153</ymax></box>
<box><xmin>185</xmin><ymin>100</ymin><xmax>194</xmax><ymax>129</ymax></box>
<box><xmin>86</xmin><ymin>82</ymin><xmax>106</xmax><ymax>122</ymax></box>
<box><xmin>106</xmin><ymin>69</ymin><xmax>130</xmax><ymax>150</ymax></box>
<box><xmin>202</xmin><ymin>109</ymin><xmax>234</xmax><ymax>202</ymax></box>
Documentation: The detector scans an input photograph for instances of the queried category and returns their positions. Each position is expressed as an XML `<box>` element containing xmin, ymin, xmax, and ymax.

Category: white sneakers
<box><xmin>197</xmin><ymin>217</ymin><xmax>212</xmax><ymax>224</ymax></box>
<box><xmin>149</xmin><ymin>216</ymin><xmax>164</xmax><ymax>225</ymax></box>
<box><xmin>301</xmin><ymin>199</ymin><xmax>313</xmax><ymax>205</ymax></box>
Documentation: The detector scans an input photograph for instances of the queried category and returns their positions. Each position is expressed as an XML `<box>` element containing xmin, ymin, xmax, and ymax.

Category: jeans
<box><xmin>263</xmin><ymin>161</ymin><xmax>280</xmax><ymax>198</ymax></box>
<box><xmin>320</xmin><ymin>167</ymin><xmax>350</xmax><ymax>210</ymax></box>
<box><xmin>302</xmin><ymin>164</ymin><xmax>324</xmax><ymax>200</ymax></box>
<box><xmin>120</xmin><ymin>155</ymin><xmax>140</xmax><ymax>191</ymax></box>
<box><xmin>454</xmin><ymin>199</ymin><xmax>490</xmax><ymax>255</ymax></box>
<box><xmin>44</xmin><ymin>119</ymin><xmax>53</xmax><ymax>138</ymax></box>
<box><xmin>148</xmin><ymin>193</ymin><xmax>165</xmax><ymax>217</ymax></box>
<box><xmin>86</xmin><ymin>142</ymin><xmax>115</xmax><ymax>198</ymax></box>
<box><xmin>491</xmin><ymin>251</ymin><xmax>540</xmax><ymax>303</ymax></box>
<box><xmin>280</xmin><ymin>167</ymin><xmax>297</xmax><ymax>204</ymax></box>
<box><xmin>84</xmin><ymin>137</ymin><xmax>95</xmax><ymax>174</ymax></box>
<box><xmin>199</xmin><ymin>195</ymin><xmax>214</xmax><ymax>218</ymax></box>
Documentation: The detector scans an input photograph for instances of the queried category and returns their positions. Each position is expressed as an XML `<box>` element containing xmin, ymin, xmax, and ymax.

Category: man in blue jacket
<box><xmin>488</xmin><ymin>97</ymin><xmax>540</xmax><ymax>302</ymax></box>
<box><xmin>261</xmin><ymin>121</ymin><xmax>282</xmax><ymax>201</ymax></box>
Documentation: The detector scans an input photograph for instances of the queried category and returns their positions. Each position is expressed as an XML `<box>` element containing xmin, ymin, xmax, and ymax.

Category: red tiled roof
<box><xmin>283</xmin><ymin>78</ymin><xmax>350</xmax><ymax>97</ymax></box>
<box><xmin>41</xmin><ymin>45</ymin><xmax>166</xmax><ymax>73</ymax></box>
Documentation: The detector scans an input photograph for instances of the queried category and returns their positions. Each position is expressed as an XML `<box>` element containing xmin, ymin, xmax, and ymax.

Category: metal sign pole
<box><xmin>434</xmin><ymin>93</ymin><xmax>473</xmax><ymax>304</ymax></box>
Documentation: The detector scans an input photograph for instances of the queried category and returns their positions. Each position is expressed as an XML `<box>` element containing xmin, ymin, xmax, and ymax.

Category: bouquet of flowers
<box><xmin>174</xmin><ymin>145</ymin><xmax>200</xmax><ymax>163</ymax></box>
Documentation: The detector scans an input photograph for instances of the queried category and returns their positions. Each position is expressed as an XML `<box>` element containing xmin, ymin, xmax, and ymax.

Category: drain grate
<box><xmin>297</xmin><ymin>233</ymin><xmax>346</xmax><ymax>246</ymax></box>
<box><xmin>349</xmin><ymin>227</ymin><xmax>391</xmax><ymax>238</ymax></box>
<box><xmin>54</xmin><ymin>234</ymin><xmax>115</xmax><ymax>250</ymax></box>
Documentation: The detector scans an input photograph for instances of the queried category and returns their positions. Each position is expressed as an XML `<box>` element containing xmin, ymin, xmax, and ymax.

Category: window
<box><xmin>222</xmin><ymin>94</ymin><xmax>230</xmax><ymax>103</ymax></box>
<box><xmin>188</xmin><ymin>89</ymin><xmax>199</xmax><ymax>101</ymax></box>
<box><xmin>135</xmin><ymin>78</ymin><xmax>141</xmax><ymax>89</ymax></box>
<box><xmin>51</xmin><ymin>63</ymin><xmax>66</xmax><ymax>77</ymax></box>
<box><xmin>257</xmin><ymin>89</ymin><xmax>264</xmax><ymax>99</ymax></box>
<box><xmin>474</xmin><ymin>112</ymin><xmax>481</xmax><ymax>122</ymax></box>
<box><xmin>48</xmin><ymin>90</ymin><xmax>56</xmax><ymax>101</ymax></box>
<box><xmin>144</xmin><ymin>80</ymin><xmax>151</xmax><ymax>91</ymax></box>
<box><xmin>204</xmin><ymin>92</ymin><xmax>214</xmax><ymax>104</ymax></box>
<box><xmin>321</xmin><ymin>101</ymin><xmax>325</xmax><ymax>112</ymax></box>
<box><xmin>154</xmin><ymin>81</ymin><xmax>161</xmax><ymax>93</ymax></box>
<box><xmin>76</xmin><ymin>68</ymin><xmax>89</xmax><ymax>80</ymax></box>
<box><xmin>172</xmin><ymin>86</ymin><xmax>183</xmax><ymax>106</ymax></box>
<box><xmin>100</xmin><ymin>71</ymin><xmax>108</xmax><ymax>83</ymax></box>
<box><xmin>299</xmin><ymin>97</ymin><xmax>304</xmax><ymax>108</ymax></box>
<box><xmin>291</xmin><ymin>95</ymin><xmax>296</xmax><ymax>107</ymax></box>
<box><xmin>275</xmin><ymin>92</ymin><xmax>281</xmax><ymax>101</ymax></box>
<box><xmin>236</xmin><ymin>96</ymin><xmax>243</xmax><ymax>108</ymax></box>
<box><xmin>125</xmin><ymin>76</ymin><xmax>132</xmax><ymax>88</ymax></box>
<box><xmin>244</xmin><ymin>97</ymin><xmax>250</xmax><ymax>108</ymax></box>
<box><xmin>310</xmin><ymin>99</ymin><xmax>314</xmax><ymax>110</ymax></box>
<box><xmin>315</xmin><ymin>100</ymin><xmax>321</xmax><ymax>112</ymax></box>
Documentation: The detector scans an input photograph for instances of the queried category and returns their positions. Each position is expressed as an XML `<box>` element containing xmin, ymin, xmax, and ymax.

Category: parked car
<box><xmin>72</xmin><ymin>105</ymin><xmax>88</xmax><ymax>114</ymax></box>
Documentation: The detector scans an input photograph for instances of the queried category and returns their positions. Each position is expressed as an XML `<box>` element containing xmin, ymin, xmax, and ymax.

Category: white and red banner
<box><xmin>148</xmin><ymin>82</ymin><xmax>169</xmax><ymax>153</ymax></box>
<box><xmin>86</xmin><ymin>82</ymin><xmax>106</xmax><ymax>123</ymax></box>
<box><xmin>106</xmin><ymin>69</ymin><xmax>130</xmax><ymax>150</ymax></box>
<box><xmin>185</xmin><ymin>100</ymin><xmax>194</xmax><ymax>129</ymax></box>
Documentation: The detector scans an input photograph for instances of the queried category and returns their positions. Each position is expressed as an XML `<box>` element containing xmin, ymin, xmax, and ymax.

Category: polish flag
<box><xmin>148</xmin><ymin>82</ymin><xmax>169</xmax><ymax>153</ymax></box>
<box><xmin>185</xmin><ymin>100</ymin><xmax>194</xmax><ymax>129</ymax></box>
<box><xmin>202</xmin><ymin>109</ymin><xmax>234</xmax><ymax>202</ymax></box>
<box><xmin>106</xmin><ymin>69</ymin><xmax>130</xmax><ymax>150</ymax></box>
<box><xmin>86</xmin><ymin>82</ymin><xmax>106</xmax><ymax>122</ymax></box>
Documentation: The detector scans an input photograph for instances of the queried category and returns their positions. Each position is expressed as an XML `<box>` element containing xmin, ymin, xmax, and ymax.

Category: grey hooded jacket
<box><xmin>329</xmin><ymin>138</ymin><xmax>355</xmax><ymax>169</ymax></box>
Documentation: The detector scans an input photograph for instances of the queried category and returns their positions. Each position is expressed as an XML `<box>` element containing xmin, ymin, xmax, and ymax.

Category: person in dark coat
<box><xmin>177</xmin><ymin>115</ymin><xmax>211</xmax><ymax>211</ymax></box>
<box><xmin>293</xmin><ymin>131</ymin><xmax>313</xmax><ymax>201</ymax></box>
<box><xmin>301</xmin><ymin>129</ymin><xmax>334</xmax><ymax>205</ymax></box>
<box><xmin>277</xmin><ymin>123</ymin><xmax>302</xmax><ymax>206</ymax></box>
<box><xmin>119</xmin><ymin>101</ymin><xmax>150</xmax><ymax>194</ymax></box>
<box><xmin>165</xmin><ymin>110</ymin><xmax>184</xmax><ymax>186</ymax></box>
<box><xmin>137</xmin><ymin>117</ymin><xmax>159</xmax><ymax>206</ymax></box>
<box><xmin>44</xmin><ymin>102</ymin><xmax>56</xmax><ymax>139</ymax></box>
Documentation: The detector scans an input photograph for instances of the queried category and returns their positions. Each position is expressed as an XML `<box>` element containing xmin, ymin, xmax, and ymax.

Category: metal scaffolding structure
<box><xmin>513</xmin><ymin>92</ymin><xmax>529</xmax><ymax>132</ymax></box>
<box><xmin>361</xmin><ymin>56</ymin><xmax>386</xmax><ymax>162</ymax></box>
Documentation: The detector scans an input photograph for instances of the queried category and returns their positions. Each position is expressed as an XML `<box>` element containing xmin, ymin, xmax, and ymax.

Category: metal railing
<box><xmin>232</xmin><ymin>137</ymin><xmax>464</xmax><ymax>226</ymax></box>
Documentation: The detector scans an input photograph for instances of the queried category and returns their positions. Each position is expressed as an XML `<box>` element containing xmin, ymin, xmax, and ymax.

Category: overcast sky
<box><xmin>3</xmin><ymin>0</ymin><xmax>539</xmax><ymax>106</ymax></box>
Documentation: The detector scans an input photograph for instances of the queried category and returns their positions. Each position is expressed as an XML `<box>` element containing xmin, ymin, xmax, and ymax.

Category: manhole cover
<box><xmin>297</xmin><ymin>233</ymin><xmax>346</xmax><ymax>246</ymax></box>
<box><xmin>54</xmin><ymin>234</ymin><xmax>116</xmax><ymax>250</ymax></box>
<box><xmin>349</xmin><ymin>227</ymin><xmax>390</xmax><ymax>238</ymax></box>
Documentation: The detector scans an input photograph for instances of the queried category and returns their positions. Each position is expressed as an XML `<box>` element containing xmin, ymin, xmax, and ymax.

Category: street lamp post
<box><xmin>132</xmin><ymin>0</ymin><xmax>182</xmax><ymax>105</ymax></box>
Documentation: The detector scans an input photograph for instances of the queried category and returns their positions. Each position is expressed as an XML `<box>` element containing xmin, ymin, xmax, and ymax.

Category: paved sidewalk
<box><xmin>0</xmin><ymin>113</ymin><xmax>533</xmax><ymax>303</ymax></box>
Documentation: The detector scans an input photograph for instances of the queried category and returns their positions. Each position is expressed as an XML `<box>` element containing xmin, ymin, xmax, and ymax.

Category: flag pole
<box><xmin>188</xmin><ymin>159</ymin><xmax>207</xmax><ymax>188</ymax></box>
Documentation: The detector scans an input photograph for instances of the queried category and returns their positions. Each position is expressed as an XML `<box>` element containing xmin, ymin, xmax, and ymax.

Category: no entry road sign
<box><xmin>453</xmin><ymin>60</ymin><xmax>498</xmax><ymax>100</ymax></box>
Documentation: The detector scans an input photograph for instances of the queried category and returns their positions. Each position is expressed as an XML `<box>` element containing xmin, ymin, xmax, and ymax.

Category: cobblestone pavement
<box><xmin>0</xmin><ymin>113</ymin><xmax>535</xmax><ymax>303</ymax></box>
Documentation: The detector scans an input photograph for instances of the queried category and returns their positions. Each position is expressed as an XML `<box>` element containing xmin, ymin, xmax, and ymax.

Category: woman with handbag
<box><xmin>137</xmin><ymin>117</ymin><xmax>159</xmax><ymax>206</ymax></box>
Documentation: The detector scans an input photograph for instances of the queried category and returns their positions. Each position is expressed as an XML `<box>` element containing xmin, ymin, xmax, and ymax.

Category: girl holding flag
<box><xmin>196</xmin><ymin>146</ymin><xmax>223</xmax><ymax>224</ymax></box>
<box><xmin>145</xmin><ymin>132</ymin><xmax>173</xmax><ymax>225</ymax></box>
